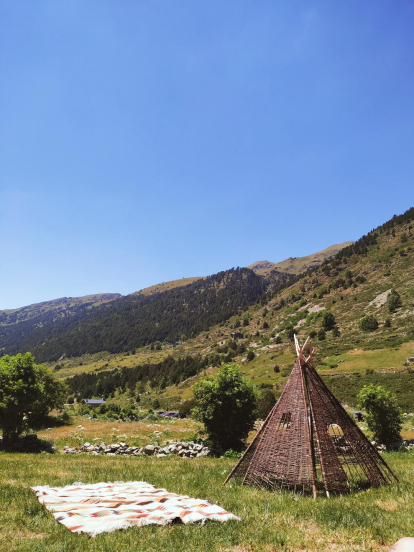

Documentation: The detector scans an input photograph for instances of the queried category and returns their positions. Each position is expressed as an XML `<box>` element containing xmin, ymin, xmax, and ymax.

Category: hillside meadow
<box><xmin>1</xmin><ymin>450</ymin><xmax>414</xmax><ymax>552</ymax></box>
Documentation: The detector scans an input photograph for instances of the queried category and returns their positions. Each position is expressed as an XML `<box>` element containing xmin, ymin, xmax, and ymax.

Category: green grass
<box><xmin>1</xmin><ymin>452</ymin><xmax>414</xmax><ymax>551</ymax></box>
<box><xmin>324</xmin><ymin>371</ymin><xmax>414</xmax><ymax>411</ymax></box>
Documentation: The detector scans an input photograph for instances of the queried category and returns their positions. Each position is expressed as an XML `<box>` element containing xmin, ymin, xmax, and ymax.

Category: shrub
<box><xmin>360</xmin><ymin>315</ymin><xmax>379</xmax><ymax>332</ymax></box>
<box><xmin>275</xmin><ymin>336</ymin><xmax>282</xmax><ymax>344</ymax></box>
<box><xmin>384</xmin><ymin>318</ymin><xmax>392</xmax><ymax>328</ymax></box>
<box><xmin>257</xmin><ymin>389</ymin><xmax>276</xmax><ymax>419</ymax></box>
<box><xmin>322</xmin><ymin>312</ymin><xmax>336</xmax><ymax>331</ymax></box>
<box><xmin>332</xmin><ymin>326</ymin><xmax>340</xmax><ymax>338</ymax></box>
<box><xmin>179</xmin><ymin>398</ymin><xmax>198</xmax><ymax>418</ymax></box>
<box><xmin>387</xmin><ymin>289</ymin><xmax>402</xmax><ymax>313</ymax></box>
<box><xmin>273</xmin><ymin>365</ymin><xmax>280</xmax><ymax>373</ymax></box>
<box><xmin>317</xmin><ymin>329</ymin><xmax>326</xmax><ymax>341</ymax></box>
<box><xmin>284</xmin><ymin>327</ymin><xmax>296</xmax><ymax>341</ymax></box>
<box><xmin>192</xmin><ymin>364</ymin><xmax>257</xmax><ymax>450</ymax></box>
<box><xmin>247</xmin><ymin>351</ymin><xmax>255</xmax><ymax>361</ymax></box>
<box><xmin>357</xmin><ymin>384</ymin><xmax>403</xmax><ymax>447</ymax></box>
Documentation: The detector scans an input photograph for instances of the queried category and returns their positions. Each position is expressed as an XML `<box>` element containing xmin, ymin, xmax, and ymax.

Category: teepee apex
<box><xmin>224</xmin><ymin>335</ymin><xmax>397</xmax><ymax>497</ymax></box>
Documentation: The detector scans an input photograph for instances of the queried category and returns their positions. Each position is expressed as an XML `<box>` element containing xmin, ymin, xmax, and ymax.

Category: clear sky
<box><xmin>1</xmin><ymin>1</ymin><xmax>413</xmax><ymax>310</ymax></box>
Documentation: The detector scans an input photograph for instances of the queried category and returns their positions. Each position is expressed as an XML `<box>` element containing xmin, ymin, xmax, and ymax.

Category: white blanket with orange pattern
<box><xmin>31</xmin><ymin>481</ymin><xmax>240</xmax><ymax>536</ymax></box>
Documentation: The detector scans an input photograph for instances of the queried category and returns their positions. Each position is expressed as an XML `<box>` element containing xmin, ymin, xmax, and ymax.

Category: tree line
<box><xmin>67</xmin><ymin>354</ymin><xmax>212</xmax><ymax>399</ymax></box>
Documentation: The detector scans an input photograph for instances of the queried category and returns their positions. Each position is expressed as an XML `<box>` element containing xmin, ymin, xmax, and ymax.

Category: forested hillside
<box><xmin>67</xmin><ymin>354</ymin><xmax>210</xmax><ymax>399</ymax></box>
<box><xmin>0</xmin><ymin>268</ymin><xmax>268</xmax><ymax>362</ymax></box>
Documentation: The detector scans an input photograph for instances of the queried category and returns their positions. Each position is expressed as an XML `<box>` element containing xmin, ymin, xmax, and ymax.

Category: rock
<box><xmin>157</xmin><ymin>453</ymin><xmax>167</xmax><ymax>458</ymax></box>
<box><xmin>407</xmin><ymin>357</ymin><xmax>414</xmax><ymax>364</ymax></box>
<box><xmin>83</xmin><ymin>442</ymin><xmax>91</xmax><ymax>448</ymax></box>
<box><xmin>388</xmin><ymin>537</ymin><xmax>414</xmax><ymax>551</ymax></box>
<box><xmin>144</xmin><ymin>445</ymin><xmax>155</xmax><ymax>455</ymax></box>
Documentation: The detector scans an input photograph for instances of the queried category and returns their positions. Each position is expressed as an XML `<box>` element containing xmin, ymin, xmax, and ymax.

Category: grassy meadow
<box><xmin>35</xmin><ymin>416</ymin><xmax>199</xmax><ymax>449</ymax></box>
<box><xmin>1</xmin><ymin>450</ymin><xmax>414</xmax><ymax>552</ymax></box>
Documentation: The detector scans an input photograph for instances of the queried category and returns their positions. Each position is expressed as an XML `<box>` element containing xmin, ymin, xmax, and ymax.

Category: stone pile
<box><xmin>61</xmin><ymin>440</ymin><xmax>212</xmax><ymax>458</ymax></box>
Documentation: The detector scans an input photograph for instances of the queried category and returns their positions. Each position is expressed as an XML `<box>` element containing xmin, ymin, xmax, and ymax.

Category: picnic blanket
<box><xmin>30</xmin><ymin>481</ymin><xmax>240</xmax><ymax>536</ymax></box>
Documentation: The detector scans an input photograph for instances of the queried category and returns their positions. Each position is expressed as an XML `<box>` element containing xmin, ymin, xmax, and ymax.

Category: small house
<box><xmin>83</xmin><ymin>399</ymin><xmax>107</xmax><ymax>407</ymax></box>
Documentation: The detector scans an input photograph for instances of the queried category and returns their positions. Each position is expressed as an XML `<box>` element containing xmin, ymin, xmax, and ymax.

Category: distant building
<box><xmin>83</xmin><ymin>399</ymin><xmax>106</xmax><ymax>407</ymax></box>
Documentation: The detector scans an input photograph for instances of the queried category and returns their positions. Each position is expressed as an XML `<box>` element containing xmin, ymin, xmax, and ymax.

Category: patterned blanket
<box><xmin>30</xmin><ymin>481</ymin><xmax>240</xmax><ymax>536</ymax></box>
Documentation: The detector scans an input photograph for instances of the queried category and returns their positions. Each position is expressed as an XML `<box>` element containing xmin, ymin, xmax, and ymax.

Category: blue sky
<box><xmin>1</xmin><ymin>1</ymin><xmax>413</xmax><ymax>310</ymax></box>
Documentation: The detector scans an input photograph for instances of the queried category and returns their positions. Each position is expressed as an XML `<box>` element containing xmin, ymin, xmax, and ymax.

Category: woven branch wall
<box><xmin>224</xmin><ymin>342</ymin><xmax>397</xmax><ymax>497</ymax></box>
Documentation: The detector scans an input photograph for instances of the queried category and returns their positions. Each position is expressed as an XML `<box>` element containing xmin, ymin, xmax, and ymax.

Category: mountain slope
<box><xmin>248</xmin><ymin>241</ymin><xmax>353</xmax><ymax>276</ymax></box>
<box><xmin>0</xmin><ymin>268</ymin><xmax>267</xmax><ymax>362</ymax></box>
<box><xmin>0</xmin><ymin>293</ymin><xmax>122</xmax><ymax>325</ymax></box>
<box><xmin>52</xmin><ymin>206</ymin><xmax>414</xmax><ymax>411</ymax></box>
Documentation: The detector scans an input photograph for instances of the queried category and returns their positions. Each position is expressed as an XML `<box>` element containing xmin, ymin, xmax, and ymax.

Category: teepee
<box><xmin>224</xmin><ymin>336</ymin><xmax>397</xmax><ymax>497</ymax></box>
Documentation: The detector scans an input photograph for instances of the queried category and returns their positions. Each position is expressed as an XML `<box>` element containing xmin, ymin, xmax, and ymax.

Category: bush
<box><xmin>387</xmin><ymin>289</ymin><xmax>402</xmax><ymax>313</ymax></box>
<box><xmin>275</xmin><ymin>336</ymin><xmax>282</xmax><ymax>344</ymax></box>
<box><xmin>317</xmin><ymin>329</ymin><xmax>326</xmax><ymax>341</ymax></box>
<box><xmin>357</xmin><ymin>384</ymin><xmax>403</xmax><ymax>447</ymax></box>
<box><xmin>257</xmin><ymin>389</ymin><xmax>276</xmax><ymax>419</ymax></box>
<box><xmin>179</xmin><ymin>398</ymin><xmax>198</xmax><ymax>418</ymax></box>
<box><xmin>322</xmin><ymin>312</ymin><xmax>336</xmax><ymax>331</ymax></box>
<box><xmin>273</xmin><ymin>365</ymin><xmax>280</xmax><ymax>373</ymax></box>
<box><xmin>247</xmin><ymin>351</ymin><xmax>255</xmax><ymax>361</ymax></box>
<box><xmin>332</xmin><ymin>326</ymin><xmax>340</xmax><ymax>338</ymax></box>
<box><xmin>360</xmin><ymin>315</ymin><xmax>379</xmax><ymax>332</ymax></box>
<box><xmin>384</xmin><ymin>318</ymin><xmax>392</xmax><ymax>328</ymax></box>
<box><xmin>192</xmin><ymin>364</ymin><xmax>257</xmax><ymax>450</ymax></box>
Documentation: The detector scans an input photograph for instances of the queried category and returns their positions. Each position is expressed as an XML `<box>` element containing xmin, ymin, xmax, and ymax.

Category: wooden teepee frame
<box><xmin>224</xmin><ymin>336</ymin><xmax>398</xmax><ymax>497</ymax></box>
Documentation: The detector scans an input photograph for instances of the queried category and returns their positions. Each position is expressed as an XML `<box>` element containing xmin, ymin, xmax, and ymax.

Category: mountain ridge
<box><xmin>248</xmin><ymin>241</ymin><xmax>354</xmax><ymax>276</ymax></box>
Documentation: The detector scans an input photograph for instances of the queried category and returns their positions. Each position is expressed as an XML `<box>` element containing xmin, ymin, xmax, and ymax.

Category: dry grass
<box><xmin>36</xmin><ymin>416</ymin><xmax>198</xmax><ymax>448</ymax></box>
